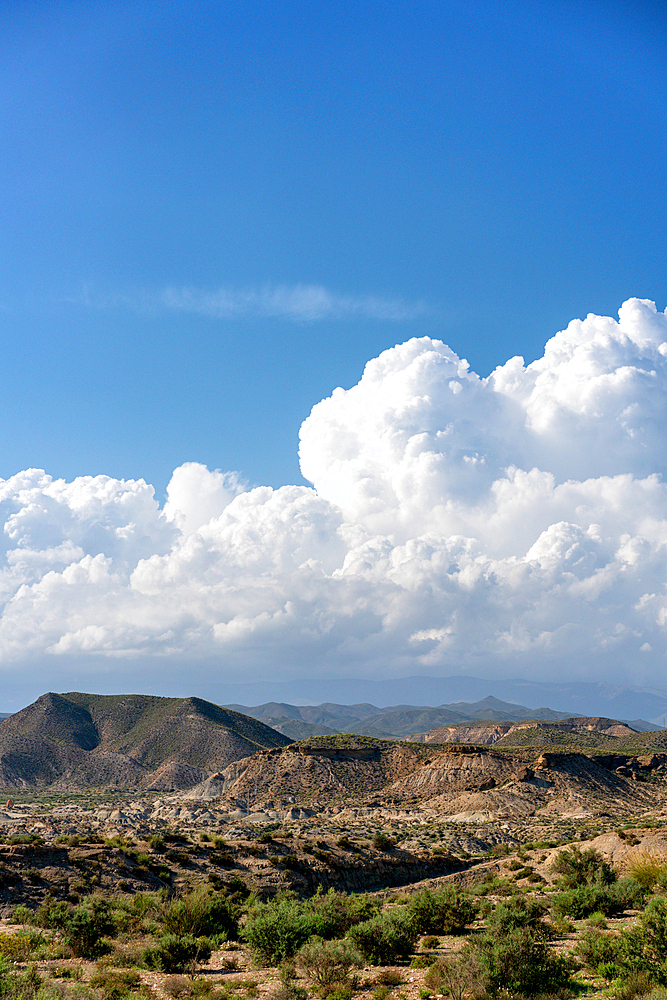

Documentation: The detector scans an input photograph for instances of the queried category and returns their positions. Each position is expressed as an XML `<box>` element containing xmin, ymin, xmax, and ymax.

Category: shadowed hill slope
<box><xmin>0</xmin><ymin>692</ymin><xmax>291</xmax><ymax>790</ymax></box>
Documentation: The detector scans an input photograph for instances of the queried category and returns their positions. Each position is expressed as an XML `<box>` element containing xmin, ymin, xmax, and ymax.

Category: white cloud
<box><xmin>164</xmin><ymin>463</ymin><xmax>245</xmax><ymax>535</ymax></box>
<box><xmin>0</xmin><ymin>298</ymin><xmax>666</xmax><ymax>691</ymax></box>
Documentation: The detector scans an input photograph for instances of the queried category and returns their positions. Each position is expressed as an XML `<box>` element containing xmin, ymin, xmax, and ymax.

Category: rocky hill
<box><xmin>407</xmin><ymin>716</ymin><xmax>642</xmax><ymax>747</ymax></box>
<box><xmin>0</xmin><ymin>692</ymin><xmax>291</xmax><ymax>791</ymax></box>
<box><xmin>181</xmin><ymin>733</ymin><xmax>659</xmax><ymax>823</ymax></box>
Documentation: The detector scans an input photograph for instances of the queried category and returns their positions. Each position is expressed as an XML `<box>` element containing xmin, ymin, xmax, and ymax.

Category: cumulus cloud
<box><xmin>164</xmin><ymin>463</ymin><xmax>245</xmax><ymax>535</ymax></box>
<box><xmin>1</xmin><ymin>298</ymin><xmax>666</xmax><ymax>691</ymax></box>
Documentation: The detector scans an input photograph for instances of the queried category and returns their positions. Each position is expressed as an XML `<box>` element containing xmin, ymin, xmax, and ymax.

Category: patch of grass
<box><xmin>621</xmin><ymin>848</ymin><xmax>667</xmax><ymax>890</ymax></box>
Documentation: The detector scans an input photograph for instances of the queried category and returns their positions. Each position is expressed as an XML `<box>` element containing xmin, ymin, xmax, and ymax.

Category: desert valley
<box><xmin>1</xmin><ymin>692</ymin><xmax>667</xmax><ymax>1000</ymax></box>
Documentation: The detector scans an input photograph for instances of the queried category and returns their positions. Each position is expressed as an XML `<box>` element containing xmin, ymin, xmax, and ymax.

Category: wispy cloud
<box><xmin>160</xmin><ymin>283</ymin><xmax>427</xmax><ymax>322</ymax></box>
<box><xmin>73</xmin><ymin>281</ymin><xmax>427</xmax><ymax>322</ymax></box>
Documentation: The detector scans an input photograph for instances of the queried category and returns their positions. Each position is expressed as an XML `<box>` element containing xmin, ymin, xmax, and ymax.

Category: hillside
<box><xmin>0</xmin><ymin>692</ymin><xmax>291</xmax><ymax>790</ymax></box>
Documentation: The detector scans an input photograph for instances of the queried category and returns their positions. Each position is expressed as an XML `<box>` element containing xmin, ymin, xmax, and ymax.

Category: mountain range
<box><xmin>212</xmin><ymin>675</ymin><xmax>667</xmax><ymax>723</ymax></box>
<box><xmin>225</xmin><ymin>695</ymin><xmax>658</xmax><ymax>740</ymax></box>
<box><xmin>0</xmin><ymin>689</ymin><xmax>663</xmax><ymax>792</ymax></box>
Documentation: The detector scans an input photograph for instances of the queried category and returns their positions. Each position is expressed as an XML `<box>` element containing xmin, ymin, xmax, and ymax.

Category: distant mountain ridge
<box><xmin>0</xmin><ymin>692</ymin><xmax>290</xmax><ymax>790</ymax></box>
<box><xmin>224</xmin><ymin>695</ymin><xmax>584</xmax><ymax>740</ymax></box>
<box><xmin>218</xmin><ymin>675</ymin><xmax>667</xmax><ymax>724</ymax></box>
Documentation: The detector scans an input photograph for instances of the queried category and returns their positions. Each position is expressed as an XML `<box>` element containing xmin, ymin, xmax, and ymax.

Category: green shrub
<box><xmin>305</xmin><ymin>890</ymin><xmax>378</xmax><ymax>938</ymax></box>
<box><xmin>142</xmin><ymin>934</ymin><xmax>212</xmax><ymax>973</ymax></box>
<box><xmin>575</xmin><ymin>927</ymin><xmax>621</xmax><ymax>971</ymax></box>
<box><xmin>227</xmin><ymin>877</ymin><xmax>250</xmax><ymax>899</ymax></box>
<box><xmin>296</xmin><ymin>937</ymin><xmax>362</xmax><ymax>988</ymax></box>
<box><xmin>10</xmin><ymin>905</ymin><xmax>34</xmax><ymax>926</ymax></box>
<box><xmin>614</xmin><ymin>896</ymin><xmax>667</xmax><ymax>985</ymax></box>
<box><xmin>552</xmin><ymin>878</ymin><xmax>644</xmax><ymax>919</ymax></box>
<box><xmin>35</xmin><ymin>897</ymin><xmax>71</xmax><ymax>930</ymax></box>
<box><xmin>114</xmin><ymin>891</ymin><xmax>162</xmax><ymax>934</ymax></box>
<box><xmin>8</xmin><ymin>834</ymin><xmax>43</xmax><ymax>846</ymax></box>
<box><xmin>552</xmin><ymin>886</ymin><xmax>610</xmax><ymax>919</ymax></box>
<box><xmin>89</xmin><ymin>967</ymin><xmax>142</xmax><ymax>1000</ymax></box>
<box><xmin>486</xmin><ymin>895</ymin><xmax>547</xmax><ymax>933</ymax></box>
<box><xmin>597</xmin><ymin>961</ymin><xmax>620</xmax><ymax>982</ymax></box>
<box><xmin>552</xmin><ymin>845</ymin><xmax>616</xmax><ymax>888</ymax></box>
<box><xmin>347</xmin><ymin>910</ymin><xmax>417</xmax><ymax>965</ymax></box>
<box><xmin>410</xmin><ymin>956</ymin><xmax>434</xmax><ymax>969</ymax></box>
<box><xmin>244</xmin><ymin>897</ymin><xmax>318</xmax><ymax>965</ymax></box>
<box><xmin>162</xmin><ymin>887</ymin><xmax>238</xmax><ymax>941</ymax></box>
<box><xmin>0</xmin><ymin>961</ymin><xmax>42</xmax><ymax>1000</ymax></box>
<box><xmin>407</xmin><ymin>888</ymin><xmax>477</xmax><ymax>935</ymax></box>
<box><xmin>372</xmin><ymin>833</ymin><xmax>395</xmax><ymax>851</ymax></box>
<box><xmin>473</xmin><ymin>925</ymin><xmax>575</xmax><ymax>995</ymax></box>
<box><xmin>63</xmin><ymin>896</ymin><xmax>116</xmax><ymax>958</ymax></box>
<box><xmin>613</xmin><ymin>971</ymin><xmax>659</xmax><ymax>1000</ymax></box>
<box><xmin>322</xmin><ymin>988</ymin><xmax>352</xmax><ymax>1000</ymax></box>
<box><xmin>640</xmin><ymin>895</ymin><xmax>667</xmax><ymax>948</ymax></box>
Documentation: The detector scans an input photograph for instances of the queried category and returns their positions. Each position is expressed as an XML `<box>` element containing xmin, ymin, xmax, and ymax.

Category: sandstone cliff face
<box><xmin>407</xmin><ymin>723</ymin><xmax>516</xmax><ymax>745</ymax></box>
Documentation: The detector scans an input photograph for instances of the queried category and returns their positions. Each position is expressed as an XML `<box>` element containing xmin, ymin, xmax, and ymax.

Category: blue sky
<box><xmin>2</xmin><ymin>0</ymin><xmax>666</xmax><ymax>498</ymax></box>
<box><xmin>1</xmin><ymin>0</ymin><xmax>667</xmax><ymax>708</ymax></box>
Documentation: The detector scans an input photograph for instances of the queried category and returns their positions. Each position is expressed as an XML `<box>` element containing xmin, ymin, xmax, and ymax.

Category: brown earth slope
<box><xmin>0</xmin><ymin>692</ymin><xmax>291</xmax><ymax>791</ymax></box>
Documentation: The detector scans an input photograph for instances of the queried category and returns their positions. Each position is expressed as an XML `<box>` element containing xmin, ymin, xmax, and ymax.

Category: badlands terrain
<box><xmin>3</xmin><ymin>692</ymin><xmax>667</xmax><ymax>1000</ymax></box>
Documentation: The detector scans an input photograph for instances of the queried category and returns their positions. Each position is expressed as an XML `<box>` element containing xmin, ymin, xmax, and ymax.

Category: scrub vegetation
<box><xmin>3</xmin><ymin>827</ymin><xmax>667</xmax><ymax>1000</ymax></box>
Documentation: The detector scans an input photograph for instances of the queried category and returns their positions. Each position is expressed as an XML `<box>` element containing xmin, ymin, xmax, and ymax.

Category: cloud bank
<box><xmin>1</xmin><ymin>298</ymin><xmax>666</xmax><ymax>693</ymax></box>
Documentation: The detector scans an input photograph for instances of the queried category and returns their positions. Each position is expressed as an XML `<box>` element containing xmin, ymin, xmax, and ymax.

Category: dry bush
<box><xmin>108</xmin><ymin>939</ymin><xmax>147</xmax><ymax>968</ymax></box>
<box><xmin>296</xmin><ymin>938</ymin><xmax>362</xmax><ymax>989</ymax></box>
<box><xmin>620</xmin><ymin>849</ymin><xmax>667</xmax><ymax>890</ymax></box>
<box><xmin>424</xmin><ymin>951</ymin><xmax>487</xmax><ymax>1000</ymax></box>
<box><xmin>373</xmin><ymin>970</ymin><xmax>403</xmax><ymax>987</ymax></box>
<box><xmin>163</xmin><ymin>976</ymin><xmax>191</xmax><ymax>998</ymax></box>
<box><xmin>0</xmin><ymin>933</ymin><xmax>41</xmax><ymax>962</ymax></box>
